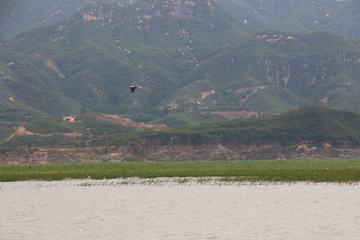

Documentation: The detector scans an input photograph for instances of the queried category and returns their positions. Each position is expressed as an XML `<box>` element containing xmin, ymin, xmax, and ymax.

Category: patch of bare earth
<box><xmin>321</xmin><ymin>85</ymin><xmax>351</xmax><ymax>103</ymax></box>
<box><xmin>206</xmin><ymin>110</ymin><xmax>264</xmax><ymax>120</ymax></box>
<box><xmin>233</xmin><ymin>86</ymin><xmax>265</xmax><ymax>103</ymax></box>
<box><xmin>63</xmin><ymin>115</ymin><xmax>82</xmax><ymax>122</ymax></box>
<box><xmin>91</xmin><ymin>113</ymin><xmax>169</xmax><ymax>130</ymax></box>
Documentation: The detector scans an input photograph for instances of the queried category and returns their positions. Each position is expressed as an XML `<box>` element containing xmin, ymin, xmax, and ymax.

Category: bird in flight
<box><xmin>130</xmin><ymin>86</ymin><xmax>137</xmax><ymax>93</ymax></box>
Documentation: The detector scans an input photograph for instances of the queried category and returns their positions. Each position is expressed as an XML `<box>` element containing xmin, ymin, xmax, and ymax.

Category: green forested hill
<box><xmin>0</xmin><ymin>113</ymin><xmax>138</xmax><ymax>148</ymax></box>
<box><xmin>102</xmin><ymin>106</ymin><xmax>360</xmax><ymax>148</ymax></box>
<box><xmin>2</xmin><ymin>105</ymin><xmax>360</xmax><ymax>149</ymax></box>
<box><xmin>172</xmin><ymin>30</ymin><xmax>360</xmax><ymax>115</ymax></box>
<box><xmin>1</xmin><ymin>0</ymin><xmax>360</xmax><ymax>130</ymax></box>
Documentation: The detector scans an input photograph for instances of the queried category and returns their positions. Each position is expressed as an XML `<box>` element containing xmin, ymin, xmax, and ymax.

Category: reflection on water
<box><xmin>1</xmin><ymin>178</ymin><xmax>360</xmax><ymax>240</ymax></box>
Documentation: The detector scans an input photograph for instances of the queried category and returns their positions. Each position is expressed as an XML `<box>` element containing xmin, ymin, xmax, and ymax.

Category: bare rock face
<box><xmin>1</xmin><ymin>142</ymin><xmax>360</xmax><ymax>164</ymax></box>
<box><xmin>132</xmin><ymin>142</ymin><xmax>360</xmax><ymax>161</ymax></box>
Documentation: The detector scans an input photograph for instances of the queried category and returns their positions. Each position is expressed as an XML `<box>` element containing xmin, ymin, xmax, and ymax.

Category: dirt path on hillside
<box><xmin>3</xmin><ymin>114</ymin><xmax>168</xmax><ymax>143</ymax></box>
<box><xmin>91</xmin><ymin>113</ymin><xmax>169</xmax><ymax>130</ymax></box>
<box><xmin>4</xmin><ymin>126</ymin><xmax>82</xmax><ymax>142</ymax></box>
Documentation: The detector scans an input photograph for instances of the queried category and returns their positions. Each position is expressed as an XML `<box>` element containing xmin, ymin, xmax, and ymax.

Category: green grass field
<box><xmin>1</xmin><ymin>159</ymin><xmax>360</xmax><ymax>183</ymax></box>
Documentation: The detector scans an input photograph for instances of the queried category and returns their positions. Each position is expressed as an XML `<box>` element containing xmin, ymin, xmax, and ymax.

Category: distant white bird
<box><xmin>87</xmin><ymin>173</ymin><xmax>91</xmax><ymax>179</ymax></box>
<box><xmin>130</xmin><ymin>86</ymin><xmax>137</xmax><ymax>93</ymax></box>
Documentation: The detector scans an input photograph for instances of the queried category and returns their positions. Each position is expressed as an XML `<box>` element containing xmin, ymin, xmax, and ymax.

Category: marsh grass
<box><xmin>1</xmin><ymin>159</ymin><xmax>360</xmax><ymax>183</ymax></box>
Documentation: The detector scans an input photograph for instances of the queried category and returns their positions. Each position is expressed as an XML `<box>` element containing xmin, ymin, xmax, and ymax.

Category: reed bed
<box><xmin>1</xmin><ymin>159</ymin><xmax>360</xmax><ymax>183</ymax></box>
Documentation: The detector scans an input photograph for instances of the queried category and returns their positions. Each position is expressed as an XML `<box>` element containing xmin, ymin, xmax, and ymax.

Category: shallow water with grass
<box><xmin>1</xmin><ymin>178</ymin><xmax>360</xmax><ymax>239</ymax></box>
<box><xmin>1</xmin><ymin>159</ymin><xmax>360</xmax><ymax>183</ymax></box>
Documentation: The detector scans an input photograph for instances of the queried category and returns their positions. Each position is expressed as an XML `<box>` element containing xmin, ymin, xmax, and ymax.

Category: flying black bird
<box><xmin>130</xmin><ymin>86</ymin><xmax>137</xmax><ymax>93</ymax></box>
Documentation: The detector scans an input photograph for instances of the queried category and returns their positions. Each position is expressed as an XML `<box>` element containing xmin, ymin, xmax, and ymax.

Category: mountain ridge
<box><xmin>1</xmin><ymin>0</ymin><xmax>254</xmax><ymax>126</ymax></box>
<box><xmin>1</xmin><ymin>0</ymin><xmax>360</xmax><ymax>129</ymax></box>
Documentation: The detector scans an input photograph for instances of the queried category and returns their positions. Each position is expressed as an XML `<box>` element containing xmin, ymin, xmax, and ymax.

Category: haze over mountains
<box><xmin>0</xmin><ymin>0</ymin><xmax>133</xmax><ymax>40</ymax></box>
<box><xmin>217</xmin><ymin>0</ymin><xmax>360</xmax><ymax>40</ymax></box>
<box><xmin>1</xmin><ymin>0</ymin><xmax>360</xmax><ymax>130</ymax></box>
<box><xmin>2</xmin><ymin>0</ymin><xmax>360</xmax><ymax>40</ymax></box>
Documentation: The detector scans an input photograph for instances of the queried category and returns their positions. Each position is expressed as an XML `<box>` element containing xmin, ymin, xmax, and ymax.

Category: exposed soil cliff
<box><xmin>132</xmin><ymin>142</ymin><xmax>360</xmax><ymax>161</ymax></box>
<box><xmin>1</xmin><ymin>142</ymin><xmax>360</xmax><ymax>164</ymax></box>
<box><xmin>0</xmin><ymin>148</ymin><xmax>83</xmax><ymax>165</ymax></box>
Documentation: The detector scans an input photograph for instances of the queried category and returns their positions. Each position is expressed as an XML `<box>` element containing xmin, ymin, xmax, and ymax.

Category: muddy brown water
<box><xmin>1</xmin><ymin>178</ymin><xmax>360</xmax><ymax>239</ymax></box>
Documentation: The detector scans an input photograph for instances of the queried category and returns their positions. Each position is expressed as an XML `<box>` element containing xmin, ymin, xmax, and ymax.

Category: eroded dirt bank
<box><xmin>0</xmin><ymin>148</ymin><xmax>83</xmax><ymax>164</ymax></box>
<box><xmin>1</xmin><ymin>142</ymin><xmax>360</xmax><ymax>164</ymax></box>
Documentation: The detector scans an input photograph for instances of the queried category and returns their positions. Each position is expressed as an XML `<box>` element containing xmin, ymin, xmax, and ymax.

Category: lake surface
<box><xmin>1</xmin><ymin>178</ymin><xmax>360</xmax><ymax>239</ymax></box>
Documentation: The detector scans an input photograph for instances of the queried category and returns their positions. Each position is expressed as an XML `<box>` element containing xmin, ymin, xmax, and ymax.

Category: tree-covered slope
<box><xmin>0</xmin><ymin>113</ymin><xmax>138</xmax><ymax>148</ymax></box>
<box><xmin>163</xmin><ymin>30</ymin><xmax>360</xmax><ymax>114</ymax></box>
<box><xmin>2</xmin><ymin>105</ymin><xmax>360</xmax><ymax>149</ymax></box>
<box><xmin>113</xmin><ymin>106</ymin><xmax>360</xmax><ymax>147</ymax></box>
